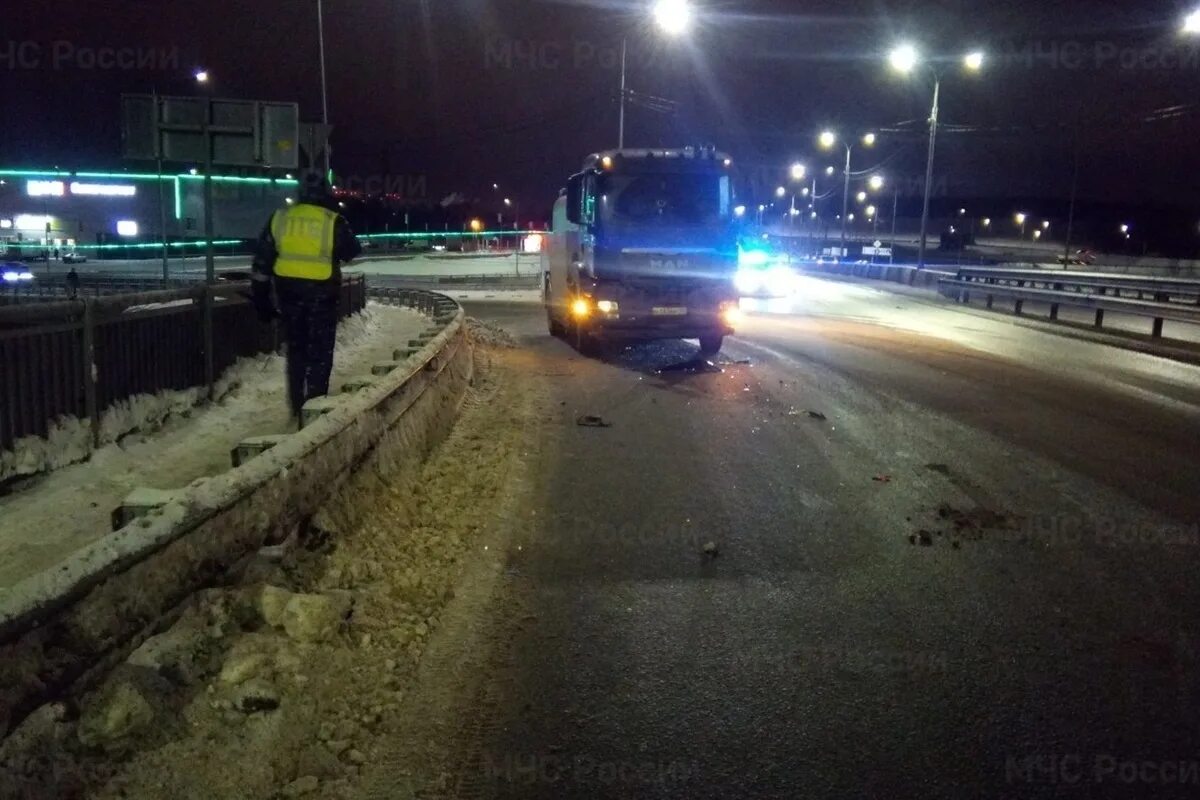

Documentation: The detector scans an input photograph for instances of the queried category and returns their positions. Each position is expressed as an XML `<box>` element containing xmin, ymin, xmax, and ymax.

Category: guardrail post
<box><xmin>1049</xmin><ymin>303</ymin><xmax>1059</xmax><ymax>321</ymax></box>
<box><xmin>1094</xmin><ymin>309</ymin><xmax>1105</xmax><ymax>328</ymax></box>
<box><xmin>1014</xmin><ymin>299</ymin><xmax>1024</xmax><ymax>316</ymax></box>
<box><xmin>1152</xmin><ymin>318</ymin><xmax>1164</xmax><ymax>338</ymax></box>
<box><xmin>81</xmin><ymin>299</ymin><xmax>100</xmax><ymax>449</ymax></box>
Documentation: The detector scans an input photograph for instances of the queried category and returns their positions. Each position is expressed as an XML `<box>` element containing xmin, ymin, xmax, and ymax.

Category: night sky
<box><xmin>4</xmin><ymin>1</ymin><xmax>1199</xmax><ymax>224</ymax></box>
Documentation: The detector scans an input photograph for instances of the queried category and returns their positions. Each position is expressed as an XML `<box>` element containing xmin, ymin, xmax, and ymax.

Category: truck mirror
<box><xmin>566</xmin><ymin>175</ymin><xmax>583</xmax><ymax>225</ymax></box>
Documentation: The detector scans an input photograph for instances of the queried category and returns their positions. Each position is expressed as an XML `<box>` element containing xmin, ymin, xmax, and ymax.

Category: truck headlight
<box><xmin>571</xmin><ymin>298</ymin><xmax>591</xmax><ymax>318</ymax></box>
<box><xmin>596</xmin><ymin>300</ymin><xmax>619</xmax><ymax>317</ymax></box>
<box><xmin>721</xmin><ymin>301</ymin><xmax>743</xmax><ymax>327</ymax></box>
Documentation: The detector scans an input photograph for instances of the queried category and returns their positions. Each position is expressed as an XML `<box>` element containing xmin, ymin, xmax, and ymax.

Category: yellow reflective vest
<box><xmin>271</xmin><ymin>203</ymin><xmax>338</xmax><ymax>281</ymax></box>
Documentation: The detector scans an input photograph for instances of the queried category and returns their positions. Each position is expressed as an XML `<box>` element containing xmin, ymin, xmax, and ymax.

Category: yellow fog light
<box><xmin>571</xmin><ymin>298</ymin><xmax>591</xmax><ymax>318</ymax></box>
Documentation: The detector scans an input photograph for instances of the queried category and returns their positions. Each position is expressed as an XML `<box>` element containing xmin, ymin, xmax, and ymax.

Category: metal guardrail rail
<box><xmin>939</xmin><ymin>269</ymin><xmax>1200</xmax><ymax>338</ymax></box>
<box><xmin>955</xmin><ymin>267</ymin><xmax>1200</xmax><ymax>304</ymax></box>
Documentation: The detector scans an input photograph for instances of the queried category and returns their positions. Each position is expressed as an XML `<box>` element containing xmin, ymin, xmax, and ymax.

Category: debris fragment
<box><xmin>873</xmin><ymin>474</ymin><xmax>892</xmax><ymax>483</ymax></box>
<box><xmin>806</xmin><ymin>410</ymin><xmax>827</xmax><ymax>421</ymax></box>
<box><xmin>701</xmin><ymin>541</ymin><xmax>720</xmax><ymax>558</ymax></box>
<box><xmin>918</xmin><ymin>530</ymin><xmax>934</xmax><ymax>547</ymax></box>
<box><xmin>575</xmin><ymin>415</ymin><xmax>612</xmax><ymax>428</ymax></box>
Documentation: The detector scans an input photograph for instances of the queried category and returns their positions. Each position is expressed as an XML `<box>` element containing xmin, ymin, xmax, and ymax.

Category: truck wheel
<box><xmin>698</xmin><ymin>334</ymin><xmax>724</xmax><ymax>358</ymax></box>
<box><xmin>547</xmin><ymin>309</ymin><xmax>565</xmax><ymax>338</ymax></box>
<box><xmin>574</xmin><ymin>321</ymin><xmax>602</xmax><ymax>357</ymax></box>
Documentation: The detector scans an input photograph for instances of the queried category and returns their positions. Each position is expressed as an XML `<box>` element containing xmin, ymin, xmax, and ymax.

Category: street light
<box><xmin>868</xmin><ymin>175</ymin><xmax>884</xmax><ymax>191</ymax></box>
<box><xmin>889</xmin><ymin>43</ymin><xmax>985</xmax><ymax>268</ymax></box>
<box><xmin>824</xmin><ymin>166</ymin><xmax>836</xmax><ymax>176</ymax></box>
<box><xmin>193</xmin><ymin>69</ymin><xmax>209</xmax><ymax>84</ymax></box>
<box><xmin>790</xmin><ymin>162</ymin><xmax>807</xmax><ymax>181</ymax></box>
<box><xmin>618</xmin><ymin>1</ymin><xmax>691</xmax><ymax>149</ymax></box>
<box><xmin>1185</xmin><ymin>9</ymin><xmax>1200</xmax><ymax>33</ymax></box>
<box><xmin>819</xmin><ymin>129</ymin><xmax>876</xmax><ymax>255</ymax></box>
<box><xmin>776</xmin><ymin>186</ymin><xmax>787</xmax><ymax>198</ymax></box>
<box><xmin>1015</xmin><ymin>212</ymin><xmax>1027</xmax><ymax>239</ymax></box>
<box><xmin>652</xmin><ymin>0</ymin><xmax>692</xmax><ymax>35</ymax></box>
<box><xmin>889</xmin><ymin>44</ymin><xmax>919</xmax><ymax>73</ymax></box>
<box><xmin>856</xmin><ymin>191</ymin><xmax>868</xmax><ymax>203</ymax></box>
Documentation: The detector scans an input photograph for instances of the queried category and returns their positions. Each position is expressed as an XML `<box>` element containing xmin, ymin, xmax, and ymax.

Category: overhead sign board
<box><xmin>121</xmin><ymin>93</ymin><xmax>299</xmax><ymax>169</ymax></box>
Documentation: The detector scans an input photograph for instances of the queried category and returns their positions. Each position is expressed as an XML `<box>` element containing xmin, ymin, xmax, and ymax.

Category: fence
<box><xmin>0</xmin><ymin>275</ymin><xmax>367</xmax><ymax>455</ymax></box>
<box><xmin>1</xmin><ymin>276</ymin><xmax>201</xmax><ymax>305</ymax></box>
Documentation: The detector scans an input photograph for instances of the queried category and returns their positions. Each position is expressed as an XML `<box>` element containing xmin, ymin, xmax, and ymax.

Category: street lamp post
<box><xmin>889</xmin><ymin>44</ymin><xmax>983</xmax><ymax>269</ymax></box>
<box><xmin>619</xmin><ymin>1</ymin><xmax>691</xmax><ymax>148</ymax></box>
<box><xmin>317</xmin><ymin>0</ymin><xmax>331</xmax><ymax>179</ymax></box>
<box><xmin>819</xmin><ymin>131</ymin><xmax>874</xmax><ymax>259</ymax></box>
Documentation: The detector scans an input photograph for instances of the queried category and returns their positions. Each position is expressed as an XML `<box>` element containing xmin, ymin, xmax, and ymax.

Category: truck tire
<box><xmin>698</xmin><ymin>334</ymin><xmax>724</xmax><ymax>358</ymax></box>
<box><xmin>547</xmin><ymin>308</ymin><xmax>565</xmax><ymax>338</ymax></box>
<box><xmin>574</xmin><ymin>321</ymin><xmax>602</xmax><ymax>357</ymax></box>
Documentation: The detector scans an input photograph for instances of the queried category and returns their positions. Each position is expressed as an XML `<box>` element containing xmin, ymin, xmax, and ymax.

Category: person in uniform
<box><xmin>252</xmin><ymin>174</ymin><xmax>362</xmax><ymax>420</ymax></box>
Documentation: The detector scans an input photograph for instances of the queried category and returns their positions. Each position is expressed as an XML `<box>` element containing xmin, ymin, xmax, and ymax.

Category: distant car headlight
<box><xmin>2</xmin><ymin>271</ymin><xmax>19</xmax><ymax>283</ymax></box>
<box><xmin>734</xmin><ymin>268</ymin><xmax>762</xmax><ymax>295</ymax></box>
<box><xmin>764</xmin><ymin>266</ymin><xmax>797</xmax><ymax>297</ymax></box>
<box><xmin>738</xmin><ymin>249</ymin><xmax>769</xmax><ymax>267</ymax></box>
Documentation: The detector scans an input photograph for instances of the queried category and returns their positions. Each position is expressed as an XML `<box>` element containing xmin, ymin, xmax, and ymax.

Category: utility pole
<box><xmin>917</xmin><ymin>78</ymin><xmax>940</xmax><ymax>269</ymax></box>
<box><xmin>317</xmin><ymin>0</ymin><xmax>332</xmax><ymax>179</ymax></box>
<box><xmin>890</xmin><ymin>187</ymin><xmax>899</xmax><ymax>264</ymax></box>
<box><xmin>618</xmin><ymin>38</ymin><xmax>627</xmax><ymax>149</ymax></box>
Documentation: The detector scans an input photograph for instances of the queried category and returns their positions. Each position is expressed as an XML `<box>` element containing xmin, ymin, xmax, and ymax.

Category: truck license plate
<box><xmin>651</xmin><ymin>306</ymin><xmax>687</xmax><ymax>316</ymax></box>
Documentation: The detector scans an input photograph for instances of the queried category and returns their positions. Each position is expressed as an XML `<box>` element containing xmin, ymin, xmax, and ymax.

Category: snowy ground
<box><xmin>0</xmin><ymin>302</ymin><xmax>428</xmax><ymax>591</ymax></box>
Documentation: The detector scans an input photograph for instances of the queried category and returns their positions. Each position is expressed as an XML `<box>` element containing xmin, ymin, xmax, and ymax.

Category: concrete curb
<box><xmin>0</xmin><ymin>288</ymin><xmax>472</xmax><ymax>739</ymax></box>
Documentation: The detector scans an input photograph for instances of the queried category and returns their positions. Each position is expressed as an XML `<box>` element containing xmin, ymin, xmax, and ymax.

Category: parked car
<box><xmin>62</xmin><ymin>251</ymin><xmax>88</xmax><ymax>264</ymax></box>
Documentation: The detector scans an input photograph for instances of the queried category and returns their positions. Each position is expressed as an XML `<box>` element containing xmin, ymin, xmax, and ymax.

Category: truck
<box><xmin>542</xmin><ymin>146</ymin><xmax>741</xmax><ymax>357</ymax></box>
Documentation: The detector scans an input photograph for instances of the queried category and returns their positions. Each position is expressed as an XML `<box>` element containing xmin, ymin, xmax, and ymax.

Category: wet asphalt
<box><xmin>456</xmin><ymin>278</ymin><xmax>1200</xmax><ymax>800</ymax></box>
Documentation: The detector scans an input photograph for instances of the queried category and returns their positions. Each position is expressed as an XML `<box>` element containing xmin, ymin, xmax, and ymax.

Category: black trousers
<box><xmin>277</xmin><ymin>279</ymin><xmax>339</xmax><ymax>418</ymax></box>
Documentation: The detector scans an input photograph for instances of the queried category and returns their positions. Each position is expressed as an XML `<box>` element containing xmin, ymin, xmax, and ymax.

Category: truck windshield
<box><xmin>597</xmin><ymin>173</ymin><xmax>731</xmax><ymax>226</ymax></box>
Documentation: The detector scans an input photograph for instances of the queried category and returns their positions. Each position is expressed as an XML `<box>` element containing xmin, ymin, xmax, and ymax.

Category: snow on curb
<box><xmin>0</xmin><ymin>290</ymin><xmax>472</xmax><ymax>739</ymax></box>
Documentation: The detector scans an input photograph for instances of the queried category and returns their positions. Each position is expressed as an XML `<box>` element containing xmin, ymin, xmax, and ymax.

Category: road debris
<box><xmin>873</xmin><ymin>474</ymin><xmax>893</xmax><ymax>483</ymax></box>
<box><xmin>701</xmin><ymin>541</ymin><xmax>720</xmax><ymax>558</ymax></box>
<box><xmin>806</xmin><ymin>410</ymin><xmax>827</xmax><ymax>421</ymax></box>
<box><xmin>575</xmin><ymin>415</ymin><xmax>612</xmax><ymax>428</ymax></box>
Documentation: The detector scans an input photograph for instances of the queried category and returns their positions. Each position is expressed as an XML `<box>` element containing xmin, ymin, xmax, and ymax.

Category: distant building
<box><xmin>0</xmin><ymin>168</ymin><xmax>295</xmax><ymax>257</ymax></box>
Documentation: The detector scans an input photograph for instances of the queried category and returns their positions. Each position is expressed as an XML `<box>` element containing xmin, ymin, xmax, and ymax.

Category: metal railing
<box><xmin>0</xmin><ymin>275</ymin><xmax>367</xmax><ymax>455</ymax></box>
<box><xmin>938</xmin><ymin>268</ymin><xmax>1200</xmax><ymax>338</ymax></box>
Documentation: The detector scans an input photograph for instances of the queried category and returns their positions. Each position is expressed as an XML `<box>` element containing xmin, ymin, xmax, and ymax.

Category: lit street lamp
<box><xmin>1015</xmin><ymin>212</ymin><xmax>1027</xmax><ymax>239</ymax></box>
<box><xmin>619</xmin><ymin>0</ymin><xmax>691</xmax><ymax>149</ymax></box>
<box><xmin>856</xmin><ymin>191</ymin><xmax>868</xmax><ymax>204</ymax></box>
<box><xmin>1185</xmin><ymin>8</ymin><xmax>1200</xmax><ymax>34</ymax></box>
<box><xmin>889</xmin><ymin>43</ymin><xmax>984</xmax><ymax>268</ymax></box>
<box><xmin>819</xmin><ymin>130</ymin><xmax>876</xmax><ymax>256</ymax></box>
<box><xmin>868</xmin><ymin>174</ymin><xmax>884</xmax><ymax>191</ymax></box>
<box><xmin>790</xmin><ymin>163</ymin><xmax>807</xmax><ymax>181</ymax></box>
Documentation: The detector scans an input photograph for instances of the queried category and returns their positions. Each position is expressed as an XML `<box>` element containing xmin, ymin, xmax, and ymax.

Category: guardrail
<box><xmin>1</xmin><ymin>276</ymin><xmax>201</xmax><ymax>304</ymax></box>
<box><xmin>0</xmin><ymin>287</ymin><xmax>470</xmax><ymax>740</ymax></box>
<box><xmin>801</xmin><ymin>259</ymin><xmax>955</xmax><ymax>288</ymax></box>
<box><xmin>954</xmin><ymin>267</ymin><xmax>1200</xmax><ymax>305</ymax></box>
<box><xmin>0</xmin><ymin>275</ymin><xmax>367</xmax><ymax>459</ymax></box>
<box><xmin>939</xmin><ymin>269</ymin><xmax>1200</xmax><ymax>338</ymax></box>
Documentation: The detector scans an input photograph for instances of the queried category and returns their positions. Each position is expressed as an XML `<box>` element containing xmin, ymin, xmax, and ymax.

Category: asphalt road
<box><xmin>448</xmin><ymin>276</ymin><xmax>1200</xmax><ymax>800</ymax></box>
